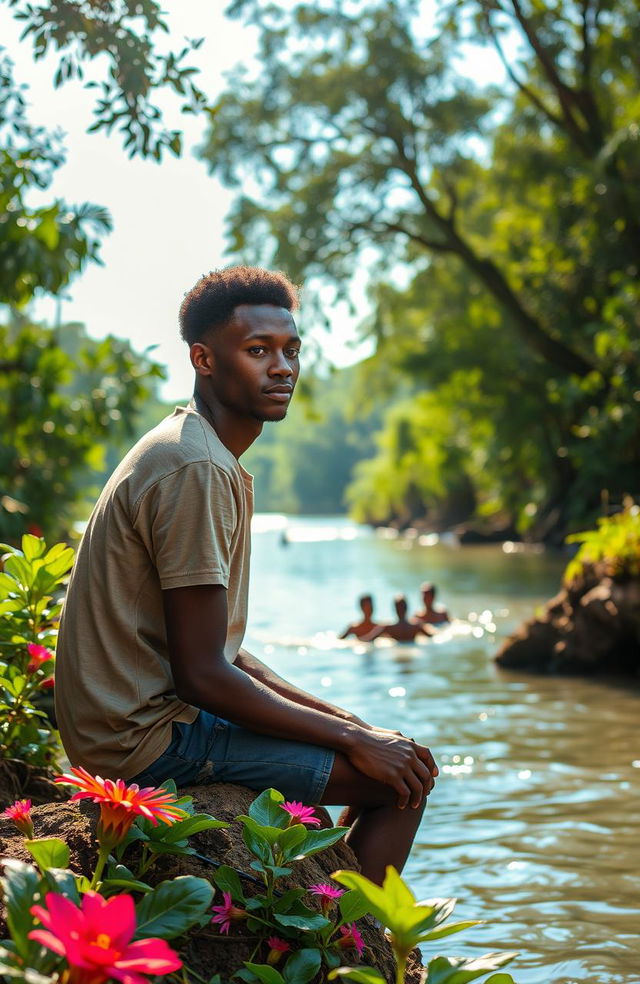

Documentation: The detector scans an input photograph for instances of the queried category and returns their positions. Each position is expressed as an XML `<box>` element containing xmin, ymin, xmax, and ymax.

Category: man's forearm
<box><xmin>235</xmin><ymin>647</ymin><xmax>360</xmax><ymax>723</ymax></box>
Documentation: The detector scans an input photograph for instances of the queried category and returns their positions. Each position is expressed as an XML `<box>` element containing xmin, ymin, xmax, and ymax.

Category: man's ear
<box><xmin>190</xmin><ymin>340</ymin><xmax>214</xmax><ymax>377</ymax></box>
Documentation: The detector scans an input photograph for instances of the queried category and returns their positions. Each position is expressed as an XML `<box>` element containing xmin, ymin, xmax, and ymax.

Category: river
<box><xmin>245</xmin><ymin>515</ymin><xmax>640</xmax><ymax>984</ymax></box>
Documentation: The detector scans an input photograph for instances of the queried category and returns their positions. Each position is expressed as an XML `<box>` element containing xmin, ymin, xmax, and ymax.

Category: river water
<box><xmin>245</xmin><ymin>515</ymin><xmax>640</xmax><ymax>984</ymax></box>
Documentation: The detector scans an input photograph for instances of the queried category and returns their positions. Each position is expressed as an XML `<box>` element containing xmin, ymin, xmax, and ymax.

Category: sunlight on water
<box><xmin>245</xmin><ymin>515</ymin><xmax>640</xmax><ymax>984</ymax></box>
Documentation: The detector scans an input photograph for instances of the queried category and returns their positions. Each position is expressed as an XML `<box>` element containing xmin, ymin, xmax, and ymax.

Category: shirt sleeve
<box><xmin>134</xmin><ymin>461</ymin><xmax>238</xmax><ymax>590</ymax></box>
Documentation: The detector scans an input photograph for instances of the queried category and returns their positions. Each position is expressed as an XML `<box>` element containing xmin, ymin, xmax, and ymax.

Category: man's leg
<box><xmin>320</xmin><ymin>752</ymin><xmax>428</xmax><ymax>885</ymax></box>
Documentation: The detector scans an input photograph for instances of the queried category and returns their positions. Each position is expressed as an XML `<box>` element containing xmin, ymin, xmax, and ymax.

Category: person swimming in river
<box><xmin>339</xmin><ymin>593</ymin><xmax>380</xmax><ymax>640</ymax></box>
<box><xmin>365</xmin><ymin>595</ymin><xmax>434</xmax><ymax>643</ymax></box>
<box><xmin>414</xmin><ymin>582</ymin><xmax>450</xmax><ymax>626</ymax></box>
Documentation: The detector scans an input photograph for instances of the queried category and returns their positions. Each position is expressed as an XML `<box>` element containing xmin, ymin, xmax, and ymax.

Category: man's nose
<box><xmin>269</xmin><ymin>353</ymin><xmax>293</xmax><ymax>376</ymax></box>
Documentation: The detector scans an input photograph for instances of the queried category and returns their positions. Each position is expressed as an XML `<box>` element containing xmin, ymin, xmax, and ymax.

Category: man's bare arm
<box><xmin>162</xmin><ymin>583</ymin><xmax>438</xmax><ymax>808</ymax></box>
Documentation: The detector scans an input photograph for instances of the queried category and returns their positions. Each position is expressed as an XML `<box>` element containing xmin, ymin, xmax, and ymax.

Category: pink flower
<box><xmin>2</xmin><ymin>799</ymin><xmax>34</xmax><ymax>838</ymax></box>
<box><xmin>211</xmin><ymin>892</ymin><xmax>247</xmax><ymax>935</ymax></box>
<box><xmin>309</xmin><ymin>882</ymin><xmax>344</xmax><ymax>913</ymax></box>
<box><xmin>280</xmin><ymin>801</ymin><xmax>321</xmax><ymax>827</ymax></box>
<box><xmin>28</xmin><ymin>890</ymin><xmax>181</xmax><ymax>984</ymax></box>
<box><xmin>55</xmin><ymin>766</ymin><xmax>186</xmax><ymax>849</ymax></box>
<box><xmin>337</xmin><ymin>922</ymin><xmax>365</xmax><ymax>957</ymax></box>
<box><xmin>26</xmin><ymin>642</ymin><xmax>54</xmax><ymax>674</ymax></box>
<box><xmin>266</xmin><ymin>936</ymin><xmax>291</xmax><ymax>965</ymax></box>
<box><xmin>41</xmin><ymin>676</ymin><xmax>55</xmax><ymax>689</ymax></box>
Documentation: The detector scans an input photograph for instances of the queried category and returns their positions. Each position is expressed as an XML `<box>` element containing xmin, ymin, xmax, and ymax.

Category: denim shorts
<box><xmin>129</xmin><ymin>711</ymin><xmax>335</xmax><ymax>805</ymax></box>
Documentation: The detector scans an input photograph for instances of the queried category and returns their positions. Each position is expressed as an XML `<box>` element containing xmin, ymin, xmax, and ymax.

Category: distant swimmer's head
<box><xmin>394</xmin><ymin>594</ymin><xmax>408</xmax><ymax>618</ymax></box>
<box><xmin>179</xmin><ymin>265</ymin><xmax>299</xmax><ymax>345</ymax></box>
<box><xmin>358</xmin><ymin>594</ymin><xmax>374</xmax><ymax>617</ymax></box>
<box><xmin>420</xmin><ymin>581</ymin><xmax>436</xmax><ymax>604</ymax></box>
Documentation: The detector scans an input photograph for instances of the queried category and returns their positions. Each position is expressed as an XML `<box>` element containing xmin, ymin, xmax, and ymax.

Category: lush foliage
<box><xmin>0</xmin><ymin>319</ymin><xmax>165</xmax><ymax>542</ymax></box>
<box><xmin>564</xmin><ymin>499</ymin><xmax>640</xmax><ymax>584</ymax></box>
<box><xmin>0</xmin><ymin>535</ymin><xmax>73</xmax><ymax>773</ymax></box>
<box><xmin>200</xmin><ymin>0</ymin><xmax>640</xmax><ymax>541</ymax></box>
<box><xmin>1</xmin><ymin>772</ymin><xmax>522</xmax><ymax>983</ymax></box>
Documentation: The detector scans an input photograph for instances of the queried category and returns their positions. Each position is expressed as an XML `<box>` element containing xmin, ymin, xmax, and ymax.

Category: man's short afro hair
<box><xmin>179</xmin><ymin>265</ymin><xmax>300</xmax><ymax>345</ymax></box>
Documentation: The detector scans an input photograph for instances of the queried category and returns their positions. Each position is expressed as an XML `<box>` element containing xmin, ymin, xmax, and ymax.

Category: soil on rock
<box><xmin>496</xmin><ymin>563</ymin><xmax>640</xmax><ymax>675</ymax></box>
<box><xmin>0</xmin><ymin>760</ymin><xmax>67</xmax><ymax>809</ymax></box>
<box><xmin>0</xmin><ymin>783</ymin><xmax>423</xmax><ymax>984</ymax></box>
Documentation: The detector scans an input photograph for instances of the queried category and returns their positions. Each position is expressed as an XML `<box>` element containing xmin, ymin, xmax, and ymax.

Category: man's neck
<box><xmin>191</xmin><ymin>391</ymin><xmax>262</xmax><ymax>459</ymax></box>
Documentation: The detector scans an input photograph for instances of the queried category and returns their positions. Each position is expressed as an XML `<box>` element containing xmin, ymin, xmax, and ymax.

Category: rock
<box><xmin>0</xmin><ymin>783</ymin><xmax>423</xmax><ymax>983</ymax></box>
<box><xmin>495</xmin><ymin>565</ymin><xmax>640</xmax><ymax>675</ymax></box>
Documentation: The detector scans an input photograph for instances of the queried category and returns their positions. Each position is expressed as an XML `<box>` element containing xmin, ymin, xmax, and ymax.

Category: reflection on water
<box><xmin>246</xmin><ymin>516</ymin><xmax>640</xmax><ymax>984</ymax></box>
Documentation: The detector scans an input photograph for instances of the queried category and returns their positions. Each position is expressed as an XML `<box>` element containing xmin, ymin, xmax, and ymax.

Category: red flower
<box><xmin>309</xmin><ymin>882</ymin><xmax>344</xmax><ymax>913</ymax></box>
<box><xmin>266</xmin><ymin>936</ymin><xmax>291</xmax><ymax>965</ymax></box>
<box><xmin>2</xmin><ymin>799</ymin><xmax>34</xmax><ymax>838</ymax></box>
<box><xmin>337</xmin><ymin>922</ymin><xmax>365</xmax><ymax>956</ymax></box>
<box><xmin>210</xmin><ymin>892</ymin><xmax>247</xmax><ymax>934</ymax></box>
<box><xmin>280</xmin><ymin>801</ymin><xmax>321</xmax><ymax>827</ymax></box>
<box><xmin>29</xmin><ymin>890</ymin><xmax>181</xmax><ymax>984</ymax></box>
<box><xmin>41</xmin><ymin>675</ymin><xmax>55</xmax><ymax>689</ymax></box>
<box><xmin>26</xmin><ymin>642</ymin><xmax>54</xmax><ymax>674</ymax></box>
<box><xmin>55</xmin><ymin>766</ymin><xmax>185</xmax><ymax>849</ymax></box>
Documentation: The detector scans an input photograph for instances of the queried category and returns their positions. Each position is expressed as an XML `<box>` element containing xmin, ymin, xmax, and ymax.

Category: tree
<box><xmin>0</xmin><ymin>316</ymin><xmax>165</xmax><ymax>542</ymax></box>
<box><xmin>198</xmin><ymin>0</ymin><xmax>640</xmax><ymax>539</ymax></box>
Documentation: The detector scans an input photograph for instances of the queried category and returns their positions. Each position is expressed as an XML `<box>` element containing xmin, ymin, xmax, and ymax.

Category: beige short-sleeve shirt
<box><xmin>55</xmin><ymin>406</ymin><xmax>253</xmax><ymax>779</ymax></box>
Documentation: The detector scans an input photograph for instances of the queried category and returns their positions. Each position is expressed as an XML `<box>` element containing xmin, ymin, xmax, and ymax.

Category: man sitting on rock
<box><xmin>55</xmin><ymin>266</ymin><xmax>438</xmax><ymax>885</ymax></box>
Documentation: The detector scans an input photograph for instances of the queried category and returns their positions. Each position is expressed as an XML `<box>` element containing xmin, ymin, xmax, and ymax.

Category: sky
<box><xmin>2</xmin><ymin>1</ymin><xmax>508</xmax><ymax>400</ymax></box>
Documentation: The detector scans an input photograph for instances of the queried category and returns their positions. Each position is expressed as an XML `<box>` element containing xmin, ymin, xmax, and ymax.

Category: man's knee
<box><xmin>321</xmin><ymin>752</ymin><xmax>403</xmax><ymax>809</ymax></box>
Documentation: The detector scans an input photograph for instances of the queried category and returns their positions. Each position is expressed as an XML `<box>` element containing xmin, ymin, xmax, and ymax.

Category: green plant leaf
<box><xmin>417</xmin><ymin>920</ymin><xmax>481</xmax><ymax>942</ymax></box>
<box><xmin>277</xmin><ymin>822</ymin><xmax>309</xmax><ymax>859</ymax></box>
<box><xmin>246</xmin><ymin>787</ymin><xmax>287</xmax><ymax>827</ymax></box>
<box><xmin>273</xmin><ymin>887</ymin><xmax>306</xmax><ymax>912</ymax></box>
<box><xmin>237</xmin><ymin>815</ymin><xmax>288</xmax><ymax>847</ymax></box>
<box><xmin>484</xmin><ymin>976</ymin><xmax>517</xmax><ymax>984</ymax></box>
<box><xmin>156</xmin><ymin>813</ymin><xmax>228</xmax><ymax>843</ymax></box>
<box><xmin>243</xmin><ymin>964</ymin><xmax>285</xmax><ymax>984</ymax></box>
<box><xmin>331</xmin><ymin>869</ymin><xmax>392</xmax><ymax>926</ymax></box>
<box><xmin>133</xmin><ymin>875</ymin><xmax>214</xmax><ymax>940</ymax></box>
<box><xmin>0</xmin><ymin>859</ymin><xmax>41</xmax><ymax>960</ymax></box>
<box><xmin>242</xmin><ymin>823</ymin><xmax>273</xmax><ymax>862</ymax></box>
<box><xmin>21</xmin><ymin>535</ymin><xmax>46</xmax><ymax>562</ymax></box>
<box><xmin>328</xmin><ymin>968</ymin><xmax>386</xmax><ymax>984</ymax></box>
<box><xmin>101</xmin><ymin>876</ymin><xmax>154</xmax><ymax>895</ymax></box>
<box><xmin>213</xmin><ymin>864</ymin><xmax>246</xmax><ymax>902</ymax></box>
<box><xmin>24</xmin><ymin>838</ymin><xmax>70</xmax><ymax>872</ymax></box>
<box><xmin>338</xmin><ymin>889</ymin><xmax>372</xmax><ymax>923</ymax></box>
<box><xmin>283</xmin><ymin>947</ymin><xmax>322</xmax><ymax>984</ymax></box>
<box><xmin>294</xmin><ymin>826</ymin><xmax>348</xmax><ymax>858</ymax></box>
<box><xmin>274</xmin><ymin>912</ymin><xmax>331</xmax><ymax>932</ymax></box>
<box><xmin>424</xmin><ymin>952</ymin><xmax>519</xmax><ymax>984</ymax></box>
<box><xmin>42</xmin><ymin>867</ymin><xmax>80</xmax><ymax>903</ymax></box>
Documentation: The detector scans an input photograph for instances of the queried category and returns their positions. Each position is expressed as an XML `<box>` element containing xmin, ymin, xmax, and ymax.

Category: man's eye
<box><xmin>248</xmin><ymin>346</ymin><xmax>266</xmax><ymax>355</ymax></box>
<box><xmin>286</xmin><ymin>349</ymin><xmax>301</xmax><ymax>359</ymax></box>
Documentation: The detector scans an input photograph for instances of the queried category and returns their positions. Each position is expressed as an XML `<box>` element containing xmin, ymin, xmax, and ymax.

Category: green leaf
<box><xmin>273</xmin><ymin>887</ymin><xmax>306</xmax><ymax>912</ymax></box>
<box><xmin>101</xmin><ymin>876</ymin><xmax>154</xmax><ymax>895</ymax></box>
<box><xmin>42</xmin><ymin>867</ymin><xmax>80</xmax><ymax>903</ymax></box>
<box><xmin>243</xmin><ymin>964</ymin><xmax>285</xmax><ymax>984</ymax></box>
<box><xmin>134</xmin><ymin>875</ymin><xmax>214</xmax><ymax>940</ymax></box>
<box><xmin>24</xmin><ymin>838</ymin><xmax>70</xmax><ymax>872</ymax></box>
<box><xmin>0</xmin><ymin>860</ymin><xmax>41</xmax><ymax>959</ymax></box>
<box><xmin>213</xmin><ymin>864</ymin><xmax>246</xmax><ymax>902</ymax></box>
<box><xmin>328</xmin><ymin>969</ymin><xmax>386</xmax><ymax>984</ymax></box>
<box><xmin>274</xmin><ymin>911</ymin><xmax>330</xmax><ymax>932</ymax></box>
<box><xmin>283</xmin><ymin>948</ymin><xmax>322</xmax><ymax>984</ymax></box>
<box><xmin>338</xmin><ymin>889</ymin><xmax>372</xmax><ymax>923</ymax></box>
<box><xmin>246</xmin><ymin>787</ymin><xmax>287</xmax><ymax>827</ymax></box>
<box><xmin>21</xmin><ymin>535</ymin><xmax>45</xmax><ymax>562</ymax></box>
<box><xmin>158</xmin><ymin>813</ymin><xmax>228</xmax><ymax>842</ymax></box>
<box><xmin>237</xmin><ymin>814</ymin><xmax>289</xmax><ymax>847</ymax></box>
<box><xmin>424</xmin><ymin>952</ymin><xmax>519</xmax><ymax>984</ymax></box>
<box><xmin>417</xmin><ymin>920</ymin><xmax>481</xmax><ymax>942</ymax></box>
<box><xmin>484</xmin><ymin>976</ymin><xmax>517</xmax><ymax>984</ymax></box>
<box><xmin>295</xmin><ymin>825</ymin><xmax>348</xmax><ymax>858</ymax></box>
<box><xmin>242</xmin><ymin>822</ymin><xmax>272</xmax><ymax>862</ymax></box>
<box><xmin>332</xmin><ymin>869</ymin><xmax>392</xmax><ymax>927</ymax></box>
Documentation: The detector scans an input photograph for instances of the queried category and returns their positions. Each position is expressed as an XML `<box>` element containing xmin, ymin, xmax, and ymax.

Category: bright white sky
<box><xmin>2</xmin><ymin>2</ymin><xmax>508</xmax><ymax>400</ymax></box>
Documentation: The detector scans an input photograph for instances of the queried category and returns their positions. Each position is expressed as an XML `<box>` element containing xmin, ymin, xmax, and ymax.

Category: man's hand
<box><xmin>346</xmin><ymin>729</ymin><xmax>438</xmax><ymax>810</ymax></box>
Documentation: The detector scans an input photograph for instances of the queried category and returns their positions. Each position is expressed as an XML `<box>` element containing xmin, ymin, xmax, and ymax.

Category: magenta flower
<box><xmin>309</xmin><ymin>882</ymin><xmax>344</xmax><ymax>913</ymax></box>
<box><xmin>266</xmin><ymin>936</ymin><xmax>291</xmax><ymax>965</ymax></box>
<box><xmin>26</xmin><ymin>642</ymin><xmax>54</xmax><ymax>674</ymax></box>
<box><xmin>337</xmin><ymin>922</ymin><xmax>365</xmax><ymax>956</ymax></box>
<box><xmin>28</xmin><ymin>890</ymin><xmax>182</xmax><ymax>984</ymax></box>
<box><xmin>2</xmin><ymin>798</ymin><xmax>34</xmax><ymax>838</ymax></box>
<box><xmin>280</xmin><ymin>801</ymin><xmax>321</xmax><ymax>827</ymax></box>
<box><xmin>211</xmin><ymin>892</ymin><xmax>247</xmax><ymax>934</ymax></box>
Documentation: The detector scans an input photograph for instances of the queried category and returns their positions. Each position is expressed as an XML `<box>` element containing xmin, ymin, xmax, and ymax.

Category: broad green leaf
<box><xmin>273</xmin><ymin>887</ymin><xmax>306</xmax><ymax>912</ymax></box>
<box><xmin>328</xmin><ymin>968</ymin><xmax>386</xmax><ymax>984</ymax></box>
<box><xmin>274</xmin><ymin>912</ymin><xmax>330</xmax><ymax>932</ymax></box>
<box><xmin>294</xmin><ymin>825</ymin><xmax>348</xmax><ymax>858</ymax></box>
<box><xmin>21</xmin><ymin>535</ymin><xmax>45</xmax><ymax>562</ymax></box>
<box><xmin>133</xmin><ymin>875</ymin><xmax>214</xmax><ymax>940</ymax></box>
<box><xmin>42</xmin><ymin>867</ymin><xmax>80</xmax><ymax>903</ymax></box>
<box><xmin>0</xmin><ymin>572</ymin><xmax>19</xmax><ymax>595</ymax></box>
<box><xmin>283</xmin><ymin>948</ymin><xmax>322</xmax><ymax>984</ymax></box>
<box><xmin>25</xmin><ymin>838</ymin><xmax>70</xmax><ymax>872</ymax></box>
<box><xmin>4</xmin><ymin>554</ymin><xmax>33</xmax><ymax>588</ymax></box>
<box><xmin>417</xmin><ymin>920</ymin><xmax>481</xmax><ymax>942</ymax></box>
<box><xmin>277</xmin><ymin>822</ymin><xmax>309</xmax><ymax>859</ymax></box>
<box><xmin>213</xmin><ymin>864</ymin><xmax>246</xmax><ymax>902</ymax></box>
<box><xmin>484</xmin><ymin>976</ymin><xmax>517</xmax><ymax>984</ymax></box>
<box><xmin>242</xmin><ymin>822</ymin><xmax>272</xmax><ymax>862</ymax></box>
<box><xmin>237</xmin><ymin>814</ymin><xmax>289</xmax><ymax>847</ymax></box>
<box><xmin>424</xmin><ymin>952</ymin><xmax>518</xmax><ymax>984</ymax></box>
<box><xmin>0</xmin><ymin>859</ymin><xmax>41</xmax><ymax>959</ymax></box>
<box><xmin>246</xmin><ymin>787</ymin><xmax>287</xmax><ymax>827</ymax></box>
<box><xmin>332</xmin><ymin>869</ymin><xmax>392</xmax><ymax>926</ymax></box>
<box><xmin>101</xmin><ymin>876</ymin><xmax>154</xmax><ymax>895</ymax></box>
<box><xmin>243</xmin><ymin>964</ymin><xmax>285</xmax><ymax>984</ymax></box>
<box><xmin>160</xmin><ymin>813</ymin><xmax>227</xmax><ymax>841</ymax></box>
<box><xmin>338</xmin><ymin>889</ymin><xmax>372</xmax><ymax>923</ymax></box>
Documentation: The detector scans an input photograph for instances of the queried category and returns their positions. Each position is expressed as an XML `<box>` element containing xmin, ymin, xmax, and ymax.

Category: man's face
<box><xmin>203</xmin><ymin>304</ymin><xmax>301</xmax><ymax>423</ymax></box>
